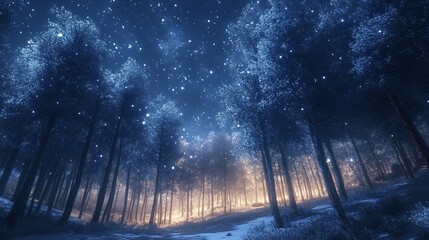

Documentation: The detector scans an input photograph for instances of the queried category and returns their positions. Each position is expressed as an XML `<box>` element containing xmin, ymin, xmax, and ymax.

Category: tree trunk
<box><xmin>299</xmin><ymin>161</ymin><xmax>313</xmax><ymax>199</ymax></box>
<box><xmin>201</xmin><ymin>169</ymin><xmax>205</xmax><ymax>221</ymax></box>
<box><xmin>91</xmin><ymin>118</ymin><xmax>121</xmax><ymax>223</ymax></box>
<box><xmin>277</xmin><ymin>140</ymin><xmax>298</xmax><ymax>213</ymax></box>
<box><xmin>46</xmin><ymin>162</ymin><xmax>66</xmax><ymax>217</ymax></box>
<box><xmin>12</xmin><ymin>157</ymin><xmax>31</xmax><ymax>202</ymax></box>
<box><xmin>394</xmin><ymin>139</ymin><xmax>415</xmax><ymax>178</ymax></box>
<box><xmin>366</xmin><ymin>139</ymin><xmax>387</xmax><ymax>180</ymax></box>
<box><xmin>5</xmin><ymin>115</ymin><xmax>56</xmax><ymax>228</ymax></box>
<box><xmin>389</xmin><ymin>94</ymin><xmax>429</xmax><ymax>165</ymax></box>
<box><xmin>325</xmin><ymin>140</ymin><xmax>348</xmax><ymax>200</ymax></box>
<box><xmin>27</xmin><ymin>152</ymin><xmax>54</xmax><ymax>216</ymax></box>
<box><xmin>36</xmin><ymin>160</ymin><xmax>59</xmax><ymax>212</ymax></box>
<box><xmin>349</xmin><ymin>135</ymin><xmax>373</xmax><ymax>189</ymax></box>
<box><xmin>260</xmin><ymin>121</ymin><xmax>283</xmax><ymax>228</ymax></box>
<box><xmin>169</xmin><ymin>175</ymin><xmax>174</xmax><ymax>225</ymax></box>
<box><xmin>102</xmin><ymin>138</ymin><xmax>123</xmax><ymax>223</ymax></box>
<box><xmin>120</xmin><ymin>166</ymin><xmax>131</xmax><ymax>224</ymax></box>
<box><xmin>79</xmin><ymin>176</ymin><xmax>93</xmax><ymax>219</ymax></box>
<box><xmin>0</xmin><ymin>143</ymin><xmax>20</xmax><ymax>196</ymax></box>
<box><xmin>59</xmin><ymin>114</ymin><xmax>97</xmax><ymax>226</ymax></box>
<box><xmin>309</xmin><ymin>120</ymin><xmax>348</xmax><ymax>224</ymax></box>
<box><xmin>149</xmin><ymin>163</ymin><xmax>161</xmax><ymax>226</ymax></box>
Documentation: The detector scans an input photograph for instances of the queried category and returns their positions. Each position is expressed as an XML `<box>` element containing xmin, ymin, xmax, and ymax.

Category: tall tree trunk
<box><xmin>27</xmin><ymin>152</ymin><xmax>54</xmax><ymax>216</ymax></box>
<box><xmin>389</xmin><ymin>94</ymin><xmax>429</xmax><ymax>165</ymax></box>
<box><xmin>102</xmin><ymin>138</ymin><xmax>123</xmax><ymax>223</ymax></box>
<box><xmin>349</xmin><ymin>135</ymin><xmax>373</xmax><ymax>189</ymax></box>
<box><xmin>210</xmin><ymin>172</ymin><xmax>214</xmax><ymax>216</ymax></box>
<box><xmin>5</xmin><ymin>115</ymin><xmax>56</xmax><ymax>228</ymax></box>
<box><xmin>299</xmin><ymin>161</ymin><xmax>313</xmax><ymax>199</ymax></box>
<box><xmin>254</xmin><ymin>172</ymin><xmax>258</xmax><ymax>203</ymax></box>
<box><xmin>135</xmin><ymin>181</ymin><xmax>142</xmax><ymax>222</ymax></box>
<box><xmin>91</xmin><ymin>118</ymin><xmax>121</xmax><ymax>223</ymax></box>
<box><xmin>79</xmin><ymin>176</ymin><xmax>93</xmax><ymax>219</ymax></box>
<box><xmin>366</xmin><ymin>139</ymin><xmax>387</xmax><ymax>180</ymax></box>
<box><xmin>149</xmin><ymin>163</ymin><xmax>161</xmax><ymax>226</ymax></box>
<box><xmin>393</xmin><ymin>139</ymin><xmax>415</xmax><ymax>178</ymax></box>
<box><xmin>293</xmin><ymin>161</ymin><xmax>304</xmax><ymax>200</ymax></box>
<box><xmin>260</xmin><ymin>121</ymin><xmax>283</xmax><ymax>228</ymax></box>
<box><xmin>201</xmin><ymin>169</ymin><xmax>205</xmax><ymax>221</ymax></box>
<box><xmin>223</xmin><ymin>167</ymin><xmax>227</xmax><ymax>215</ymax></box>
<box><xmin>46</xmin><ymin>162</ymin><xmax>66</xmax><ymax>217</ymax></box>
<box><xmin>277</xmin><ymin>140</ymin><xmax>298</xmax><ymax>213</ymax></box>
<box><xmin>309</xmin><ymin>120</ymin><xmax>348</xmax><ymax>224</ymax></box>
<box><xmin>59</xmin><ymin>114</ymin><xmax>98</xmax><ymax>226</ymax></box>
<box><xmin>140</xmin><ymin>180</ymin><xmax>149</xmax><ymax>223</ymax></box>
<box><xmin>240</xmin><ymin>162</ymin><xmax>247</xmax><ymax>207</ymax></box>
<box><xmin>120</xmin><ymin>166</ymin><xmax>131</xmax><ymax>224</ymax></box>
<box><xmin>169</xmin><ymin>174</ymin><xmax>174</xmax><ymax>225</ymax></box>
<box><xmin>36</xmin><ymin>160</ymin><xmax>59</xmax><ymax>212</ymax></box>
<box><xmin>0</xmin><ymin>143</ymin><xmax>20</xmax><ymax>196</ymax></box>
<box><xmin>12</xmin><ymin>157</ymin><xmax>31</xmax><ymax>202</ymax></box>
<box><xmin>324</xmin><ymin>140</ymin><xmax>348</xmax><ymax>200</ymax></box>
<box><xmin>186</xmin><ymin>179</ymin><xmax>190</xmax><ymax>221</ymax></box>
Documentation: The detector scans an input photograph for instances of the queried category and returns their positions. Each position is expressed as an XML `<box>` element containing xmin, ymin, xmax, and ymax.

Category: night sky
<box><xmin>11</xmin><ymin>0</ymin><xmax>249</xmax><ymax>138</ymax></box>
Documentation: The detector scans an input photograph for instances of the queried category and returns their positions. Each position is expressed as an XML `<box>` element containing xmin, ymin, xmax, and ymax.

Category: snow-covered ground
<box><xmin>0</xmin><ymin>196</ymin><xmax>85</xmax><ymax>226</ymax></box>
<box><xmin>170</xmin><ymin>215</ymin><xmax>273</xmax><ymax>240</ymax></box>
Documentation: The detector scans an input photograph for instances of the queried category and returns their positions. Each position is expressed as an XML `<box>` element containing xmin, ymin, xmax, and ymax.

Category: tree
<box><xmin>91</xmin><ymin>58</ymin><xmax>147</xmax><ymax>223</ymax></box>
<box><xmin>351</xmin><ymin>0</ymin><xmax>429</xmax><ymax>165</ymax></box>
<box><xmin>147</xmin><ymin>95</ymin><xmax>181</xmax><ymax>226</ymax></box>
<box><xmin>4</xmin><ymin>7</ymin><xmax>107</xmax><ymax>228</ymax></box>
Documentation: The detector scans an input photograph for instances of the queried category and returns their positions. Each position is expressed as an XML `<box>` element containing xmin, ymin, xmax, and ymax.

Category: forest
<box><xmin>1</xmin><ymin>0</ymin><xmax>429</xmax><ymax>239</ymax></box>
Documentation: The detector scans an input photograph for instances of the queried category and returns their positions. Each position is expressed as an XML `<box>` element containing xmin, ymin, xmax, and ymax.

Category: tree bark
<box><xmin>78</xmin><ymin>176</ymin><xmax>93</xmax><ymax>219</ymax></box>
<box><xmin>102</xmin><ymin>138</ymin><xmax>123</xmax><ymax>223</ymax></box>
<box><xmin>349</xmin><ymin>135</ymin><xmax>373</xmax><ymax>189</ymax></box>
<box><xmin>91</xmin><ymin>118</ymin><xmax>121</xmax><ymax>223</ymax></box>
<box><xmin>0</xmin><ymin>143</ymin><xmax>20</xmax><ymax>196</ymax></box>
<box><xmin>309</xmin><ymin>120</ymin><xmax>348</xmax><ymax>224</ymax></box>
<box><xmin>149</xmin><ymin>163</ymin><xmax>161</xmax><ymax>226</ymax></box>
<box><xmin>260</xmin><ymin>122</ymin><xmax>283</xmax><ymax>228</ymax></box>
<box><xmin>5</xmin><ymin>115</ymin><xmax>56</xmax><ymax>228</ymax></box>
<box><xmin>120</xmin><ymin>166</ymin><xmax>131</xmax><ymax>224</ymax></box>
<box><xmin>59</xmin><ymin>114</ymin><xmax>98</xmax><ymax>226</ymax></box>
<box><xmin>389</xmin><ymin>94</ymin><xmax>429</xmax><ymax>165</ymax></box>
<box><xmin>394</xmin><ymin>139</ymin><xmax>415</xmax><ymax>178</ymax></box>
<box><xmin>277</xmin><ymin>140</ymin><xmax>298</xmax><ymax>213</ymax></box>
<box><xmin>324</xmin><ymin>140</ymin><xmax>348</xmax><ymax>200</ymax></box>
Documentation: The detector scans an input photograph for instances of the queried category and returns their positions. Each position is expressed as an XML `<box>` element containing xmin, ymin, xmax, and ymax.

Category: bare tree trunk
<box><xmin>349</xmin><ymin>135</ymin><xmax>373</xmax><ymax>189</ymax></box>
<box><xmin>277</xmin><ymin>141</ymin><xmax>298</xmax><ymax>213</ymax></box>
<box><xmin>393</xmin><ymin>139</ymin><xmax>415</xmax><ymax>178</ymax></box>
<box><xmin>92</xmin><ymin>118</ymin><xmax>121</xmax><ymax>223</ymax></box>
<box><xmin>59</xmin><ymin>113</ymin><xmax>98</xmax><ymax>226</ymax></box>
<box><xmin>0</xmin><ymin>142</ymin><xmax>20</xmax><ymax>196</ymax></box>
<box><xmin>389</xmin><ymin>94</ymin><xmax>429</xmax><ymax>165</ymax></box>
<box><xmin>149</xmin><ymin>163</ymin><xmax>161</xmax><ymax>226</ymax></box>
<box><xmin>325</xmin><ymin>140</ymin><xmax>348</xmax><ymax>200</ymax></box>
<box><xmin>5</xmin><ymin>115</ymin><xmax>57</xmax><ymax>227</ymax></box>
<box><xmin>169</xmin><ymin>175</ymin><xmax>174</xmax><ymax>225</ymax></box>
<box><xmin>260</xmin><ymin>120</ymin><xmax>283</xmax><ymax>228</ymax></box>
<box><xmin>309</xmin><ymin>120</ymin><xmax>348</xmax><ymax>224</ymax></box>
<box><xmin>102</xmin><ymin>138</ymin><xmax>123</xmax><ymax>223</ymax></box>
<box><xmin>120</xmin><ymin>166</ymin><xmax>131</xmax><ymax>224</ymax></box>
<box><xmin>79</xmin><ymin>176</ymin><xmax>93</xmax><ymax>219</ymax></box>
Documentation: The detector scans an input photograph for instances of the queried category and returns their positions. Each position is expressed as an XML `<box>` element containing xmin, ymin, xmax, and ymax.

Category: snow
<box><xmin>0</xmin><ymin>196</ymin><xmax>85</xmax><ymax>226</ymax></box>
<box><xmin>311</xmin><ymin>204</ymin><xmax>333</xmax><ymax>212</ymax></box>
<box><xmin>171</xmin><ymin>216</ymin><xmax>273</xmax><ymax>240</ymax></box>
<box><xmin>355</xmin><ymin>198</ymin><xmax>380</xmax><ymax>204</ymax></box>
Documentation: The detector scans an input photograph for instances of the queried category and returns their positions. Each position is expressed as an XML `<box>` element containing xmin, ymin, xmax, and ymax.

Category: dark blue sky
<box><xmin>12</xmin><ymin>0</ymin><xmax>249</xmax><ymax>138</ymax></box>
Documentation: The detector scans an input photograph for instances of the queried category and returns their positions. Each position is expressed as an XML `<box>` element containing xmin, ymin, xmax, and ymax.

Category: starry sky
<box><xmin>11</xmin><ymin>0</ymin><xmax>249</xmax><ymax>138</ymax></box>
